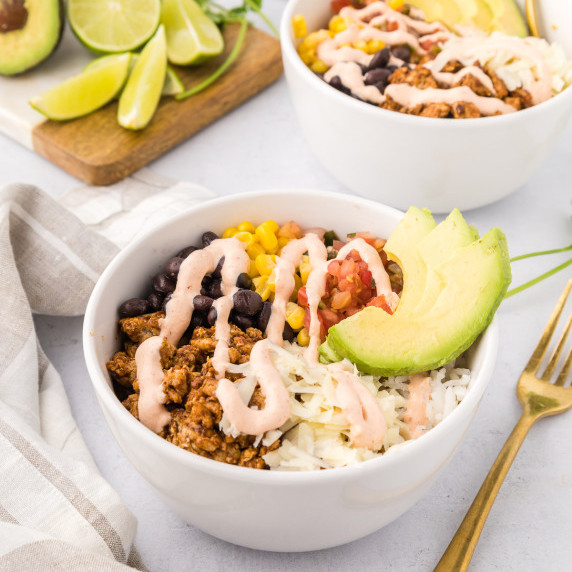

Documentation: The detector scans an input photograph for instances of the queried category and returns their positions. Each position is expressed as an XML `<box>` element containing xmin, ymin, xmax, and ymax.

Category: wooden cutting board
<box><xmin>0</xmin><ymin>23</ymin><xmax>283</xmax><ymax>186</ymax></box>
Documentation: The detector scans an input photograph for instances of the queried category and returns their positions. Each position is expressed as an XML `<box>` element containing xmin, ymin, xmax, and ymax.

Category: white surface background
<box><xmin>1</xmin><ymin>1</ymin><xmax>571</xmax><ymax>570</ymax></box>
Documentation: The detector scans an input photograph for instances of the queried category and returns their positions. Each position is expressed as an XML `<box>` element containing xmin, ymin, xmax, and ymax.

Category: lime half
<box><xmin>118</xmin><ymin>25</ymin><xmax>167</xmax><ymax>130</ymax></box>
<box><xmin>68</xmin><ymin>0</ymin><xmax>161</xmax><ymax>53</ymax></box>
<box><xmin>161</xmin><ymin>0</ymin><xmax>224</xmax><ymax>66</ymax></box>
<box><xmin>29</xmin><ymin>53</ymin><xmax>131</xmax><ymax>120</ymax></box>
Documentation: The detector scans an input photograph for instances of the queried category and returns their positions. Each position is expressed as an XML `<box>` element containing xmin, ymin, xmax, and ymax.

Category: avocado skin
<box><xmin>319</xmin><ymin>212</ymin><xmax>512</xmax><ymax>376</ymax></box>
<box><xmin>0</xmin><ymin>0</ymin><xmax>64</xmax><ymax>76</ymax></box>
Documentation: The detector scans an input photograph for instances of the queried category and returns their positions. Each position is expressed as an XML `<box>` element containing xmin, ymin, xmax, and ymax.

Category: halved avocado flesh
<box><xmin>0</xmin><ymin>0</ymin><xmax>64</xmax><ymax>76</ymax></box>
<box><xmin>481</xmin><ymin>0</ymin><xmax>527</xmax><ymax>36</ymax></box>
<box><xmin>319</xmin><ymin>208</ymin><xmax>512</xmax><ymax>376</ymax></box>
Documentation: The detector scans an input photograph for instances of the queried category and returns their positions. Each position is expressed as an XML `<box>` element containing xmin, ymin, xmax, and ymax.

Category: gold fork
<box><xmin>525</xmin><ymin>0</ymin><xmax>541</xmax><ymax>37</ymax></box>
<box><xmin>434</xmin><ymin>278</ymin><xmax>572</xmax><ymax>571</ymax></box>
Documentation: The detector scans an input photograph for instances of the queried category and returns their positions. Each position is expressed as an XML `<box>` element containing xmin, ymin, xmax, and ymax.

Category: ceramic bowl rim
<box><xmin>83</xmin><ymin>188</ymin><xmax>498</xmax><ymax>486</ymax></box>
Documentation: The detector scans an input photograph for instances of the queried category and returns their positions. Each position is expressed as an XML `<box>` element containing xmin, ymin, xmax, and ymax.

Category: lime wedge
<box><xmin>128</xmin><ymin>54</ymin><xmax>184</xmax><ymax>96</ymax></box>
<box><xmin>161</xmin><ymin>0</ymin><xmax>224</xmax><ymax>66</ymax></box>
<box><xmin>118</xmin><ymin>25</ymin><xmax>167</xmax><ymax>130</ymax></box>
<box><xmin>29</xmin><ymin>52</ymin><xmax>131</xmax><ymax>120</ymax></box>
<box><xmin>163</xmin><ymin>65</ymin><xmax>185</xmax><ymax>96</ymax></box>
<box><xmin>68</xmin><ymin>0</ymin><xmax>161</xmax><ymax>53</ymax></box>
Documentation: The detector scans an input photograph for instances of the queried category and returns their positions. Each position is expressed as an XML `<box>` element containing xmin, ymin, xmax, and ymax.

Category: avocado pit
<box><xmin>0</xmin><ymin>0</ymin><xmax>28</xmax><ymax>33</ymax></box>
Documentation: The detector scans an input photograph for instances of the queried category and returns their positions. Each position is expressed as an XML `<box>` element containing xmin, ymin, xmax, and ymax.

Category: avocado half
<box><xmin>0</xmin><ymin>0</ymin><xmax>64</xmax><ymax>76</ymax></box>
<box><xmin>319</xmin><ymin>208</ymin><xmax>512</xmax><ymax>376</ymax></box>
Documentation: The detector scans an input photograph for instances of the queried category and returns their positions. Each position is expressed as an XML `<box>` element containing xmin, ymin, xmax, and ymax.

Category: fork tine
<box><xmin>555</xmin><ymin>346</ymin><xmax>572</xmax><ymax>387</ymax></box>
<box><xmin>543</xmin><ymin>310</ymin><xmax>572</xmax><ymax>381</ymax></box>
<box><xmin>524</xmin><ymin>279</ymin><xmax>572</xmax><ymax>374</ymax></box>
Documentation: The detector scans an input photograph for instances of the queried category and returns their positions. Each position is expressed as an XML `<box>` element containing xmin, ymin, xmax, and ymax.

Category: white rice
<box><xmin>221</xmin><ymin>342</ymin><xmax>471</xmax><ymax>471</ymax></box>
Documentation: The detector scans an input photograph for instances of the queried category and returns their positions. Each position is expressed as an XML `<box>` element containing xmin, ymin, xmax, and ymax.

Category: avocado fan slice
<box><xmin>318</xmin><ymin>208</ymin><xmax>512</xmax><ymax>376</ymax></box>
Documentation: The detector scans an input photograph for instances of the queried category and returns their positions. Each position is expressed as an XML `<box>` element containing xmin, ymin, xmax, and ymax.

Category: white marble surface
<box><xmin>1</xmin><ymin>2</ymin><xmax>572</xmax><ymax>570</ymax></box>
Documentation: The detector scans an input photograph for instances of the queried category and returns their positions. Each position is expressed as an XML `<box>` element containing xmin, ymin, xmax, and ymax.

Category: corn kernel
<box><xmin>222</xmin><ymin>227</ymin><xmax>238</xmax><ymax>239</ymax></box>
<box><xmin>233</xmin><ymin>231</ymin><xmax>256</xmax><ymax>247</ymax></box>
<box><xmin>261</xmin><ymin>220</ymin><xmax>279</xmax><ymax>233</ymax></box>
<box><xmin>292</xmin><ymin>14</ymin><xmax>307</xmax><ymax>39</ymax></box>
<box><xmin>366</xmin><ymin>39</ymin><xmax>386</xmax><ymax>54</ymax></box>
<box><xmin>310</xmin><ymin>59</ymin><xmax>329</xmax><ymax>74</ymax></box>
<box><xmin>247</xmin><ymin>260</ymin><xmax>260</xmax><ymax>278</ymax></box>
<box><xmin>299</xmin><ymin>258</ymin><xmax>312</xmax><ymax>285</ymax></box>
<box><xmin>266</xmin><ymin>269</ymin><xmax>277</xmax><ymax>292</ymax></box>
<box><xmin>388</xmin><ymin>0</ymin><xmax>404</xmax><ymax>9</ymax></box>
<box><xmin>255</xmin><ymin>253</ymin><xmax>276</xmax><ymax>276</ymax></box>
<box><xmin>290</xmin><ymin>273</ymin><xmax>303</xmax><ymax>302</ymax></box>
<box><xmin>328</xmin><ymin>15</ymin><xmax>347</xmax><ymax>34</ymax></box>
<box><xmin>277</xmin><ymin>237</ymin><xmax>290</xmax><ymax>249</ymax></box>
<box><xmin>253</xmin><ymin>275</ymin><xmax>273</xmax><ymax>301</ymax></box>
<box><xmin>297</xmin><ymin>328</ymin><xmax>310</xmax><ymax>347</ymax></box>
<box><xmin>286</xmin><ymin>302</ymin><xmax>306</xmax><ymax>331</ymax></box>
<box><xmin>255</xmin><ymin>224</ymin><xmax>278</xmax><ymax>252</ymax></box>
<box><xmin>298</xmin><ymin>30</ymin><xmax>330</xmax><ymax>51</ymax></box>
<box><xmin>353</xmin><ymin>40</ymin><xmax>368</xmax><ymax>52</ymax></box>
<box><xmin>246</xmin><ymin>241</ymin><xmax>265</xmax><ymax>260</ymax></box>
<box><xmin>237</xmin><ymin>221</ymin><xmax>256</xmax><ymax>233</ymax></box>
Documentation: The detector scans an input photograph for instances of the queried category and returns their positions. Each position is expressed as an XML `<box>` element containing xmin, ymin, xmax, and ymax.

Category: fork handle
<box><xmin>433</xmin><ymin>413</ymin><xmax>537</xmax><ymax>571</ymax></box>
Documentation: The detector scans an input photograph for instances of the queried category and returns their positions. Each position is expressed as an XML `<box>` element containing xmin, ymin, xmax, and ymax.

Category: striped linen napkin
<box><xmin>0</xmin><ymin>173</ymin><xmax>214</xmax><ymax>570</ymax></box>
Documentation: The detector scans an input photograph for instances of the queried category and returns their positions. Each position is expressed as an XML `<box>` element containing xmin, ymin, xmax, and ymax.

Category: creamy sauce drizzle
<box><xmin>134</xmin><ymin>233</ymin><xmax>395</xmax><ymax>450</ymax></box>
<box><xmin>404</xmin><ymin>373</ymin><xmax>432</xmax><ymax>439</ymax></box>
<box><xmin>328</xmin><ymin>362</ymin><xmax>386</xmax><ymax>449</ymax></box>
<box><xmin>424</xmin><ymin>35</ymin><xmax>553</xmax><ymax>104</ymax></box>
<box><xmin>316</xmin><ymin>1</ymin><xmax>553</xmax><ymax>114</ymax></box>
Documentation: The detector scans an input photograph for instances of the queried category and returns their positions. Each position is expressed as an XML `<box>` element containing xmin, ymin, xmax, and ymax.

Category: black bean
<box><xmin>189</xmin><ymin>311</ymin><xmax>208</xmax><ymax>330</ymax></box>
<box><xmin>236</xmin><ymin>272</ymin><xmax>252</xmax><ymax>289</ymax></box>
<box><xmin>118</xmin><ymin>298</ymin><xmax>149</xmax><ymax>318</ymax></box>
<box><xmin>329</xmin><ymin>75</ymin><xmax>351</xmax><ymax>95</ymax></box>
<box><xmin>375</xmin><ymin>81</ymin><xmax>388</xmax><ymax>94</ymax></box>
<box><xmin>368</xmin><ymin>47</ymin><xmax>390</xmax><ymax>70</ymax></box>
<box><xmin>147</xmin><ymin>292</ymin><xmax>163</xmax><ymax>312</ymax></box>
<box><xmin>207</xmin><ymin>279</ymin><xmax>223</xmax><ymax>299</ymax></box>
<box><xmin>177</xmin><ymin>245</ymin><xmax>197</xmax><ymax>259</ymax></box>
<box><xmin>233</xmin><ymin>289</ymin><xmax>263</xmax><ymax>316</ymax></box>
<box><xmin>207</xmin><ymin>306</ymin><xmax>217</xmax><ymax>326</ymax></box>
<box><xmin>162</xmin><ymin>292</ymin><xmax>173</xmax><ymax>311</ymax></box>
<box><xmin>257</xmin><ymin>301</ymin><xmax>272</xmax><ymax>331</ymax></box>
<box><xmin>153</xmin><ymin>273</ymin><xmax>176</xmax><ymax>294</ymax></box>
<box><xmin>387</xmin><ymin>65</ymin><xmax>398</xmax><ymax>74</ymax></box>
<box><xmin>233</xmin><ymin>313</ymin><xmax>254</xmax><ymax>330</ymax></box>
<box><xmin>193</xmin><ymin>295</ymin><xmax>214</xmax><ymax>312</ymax></box>
<box><xmin>211</xmin><ymin>257</ymin><xmax>225</xmax><ymax>278</ymax></box>
<box><xmin>202</xmin><ymin>231</ymin><xmax>218</xmax><ymax>247</ymax></box>
<box><xmin>282</xmin><ymin>322</ymin><xmax>295</xmax><ymax>343</ymax></box>
<box><xmin>364</xmin><ymin>68</ymin><xmax>391</xmax><ymax>86</ymax></box>
<box><xmin>392</xmin><ymin>45</ymin><xmax>411</xmax><ymax>62</ymax></box>
<box><xmin>165</xmin><ymin>256</ymin><xmax>184</xmax><ymax>278</ymax></box>
<box><xmin>358</xmin><ymin>63</ymin><xmax>368</xmax><ymax>74</ymax></box>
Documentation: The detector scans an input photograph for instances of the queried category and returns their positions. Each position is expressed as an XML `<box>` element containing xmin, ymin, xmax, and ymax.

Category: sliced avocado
<box><xmin>406</xmin><ymin>0</ymin><xmax>462</xmax><ymax>29</ymax></box>
<box><xmin>413</xmin><ymin>208</ymin><xmax>479</xmax><ymax>314</ymax></box>
<box><xmin>0</xmin><ymin>0</ymin><xmax>64</xmax><ymax>76</ymax></box>
<box><xmin>481</xmin><ymin>0</ymin><xmax>527</xmax><ymax>36</ymax></box>
<box><xmin>383</xmin><ymin>206</ymin><xmax>436</xmax><ymax>312</ymax></box>
<box><xmin>453</xmin><ymin>0</ymin><xmax>494</xmax><ymax>31</ymax></box>
<box><xmin>319</xmin><ymin>209</ymin><xmax>511</xmax><ymax>376</ymax></box>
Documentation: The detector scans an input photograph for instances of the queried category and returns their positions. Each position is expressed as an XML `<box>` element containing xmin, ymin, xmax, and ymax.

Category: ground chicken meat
<box><xmin>389</xmin><ymin>66</ymin><xmax>438</xmax><ymax>89</ymax></box>
<box><xmin>420</xmin><ymin>102</ymin><xmax>451</xmax><ymax>118</ymax></box>
<box><xmin>120</xmin><ymin>311</ymin><xmax>164</xmax><ymax>343</ymax></box>
<box><xmin>451</xmin><ymin>101</ymin><xmax>482</xmax><ymax>118</ymax></box>
<box><xmin>107</xmin><ymin>317</ymin><xmax>276</xmax><ymax>469</ymax></box>
<box><xmin>455</xmin><ymin>73</ymin><xmax>492</xmax><ymax>97</ymax></box>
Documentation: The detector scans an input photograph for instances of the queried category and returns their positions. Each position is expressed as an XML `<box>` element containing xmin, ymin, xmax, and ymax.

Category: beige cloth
<box><xmin>0</xmin><ymin>173</ymin><xmax>214</xmax><ymax>570</ymax></box>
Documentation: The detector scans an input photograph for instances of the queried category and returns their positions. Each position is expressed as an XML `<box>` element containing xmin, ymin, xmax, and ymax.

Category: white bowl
<box><xmin>83</xmin><ymin>190</ymin><xmax>498</xmax><ymax>552</ymax></box>
<box><xmin>280</xmin><ymin>0</ymin><xmax>572</xmax><ymax>212</ymax></box>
